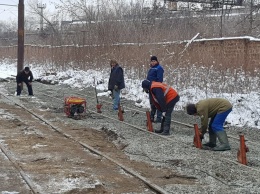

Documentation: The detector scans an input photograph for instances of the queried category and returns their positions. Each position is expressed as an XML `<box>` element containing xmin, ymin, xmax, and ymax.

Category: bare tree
<box><xmin>27</xmin><ymin>0</ymin><xmax>59</xmax><ymax>36</ymax></box>
<box><xmin>0</xmin><ymin>20</ymin><xmax>17</xmax><ymax>46</ymax></box>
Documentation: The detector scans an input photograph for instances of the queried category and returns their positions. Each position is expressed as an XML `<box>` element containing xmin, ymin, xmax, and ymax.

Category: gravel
<box><xmin>1</xmin><ymin>79</ymin><xmax>260</xmax><ymax>194</ymax></box>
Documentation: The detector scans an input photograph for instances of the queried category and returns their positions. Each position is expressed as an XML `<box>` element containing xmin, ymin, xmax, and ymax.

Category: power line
<box><xmin>0</xmin><ymin>4</ymin><xmax>18</xmax><ymax>7</ymax></box>
<box><xmin>0</xmin><ymin>6</ymin><xmax>17</xmax><ymax>17</ymax></box>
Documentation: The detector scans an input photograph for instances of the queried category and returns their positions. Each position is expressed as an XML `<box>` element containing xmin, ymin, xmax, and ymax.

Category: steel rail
<box><xmin>0</xmin><ymin>92</ymin><xmax>169</xmax><ymax>194</ymax></box>
<box><xmin>0</xmin><ymin>139</ymin><xmax>40</xmax><ymax>193</ymax></box>
<box><xmin>2</xmin><ymin>92</ymin><xmax>246</xmax><ymax>188</ymax></box>
<box><xmin>8</xmin><ymin>91</ymin><xmax>242</xmax><ymax>187</ymax></box>
<box><xmin>73</xmin><ymin>91</ymin><xmax>195</xmax><ymax>127</ymax></box>
<box><xmin>72</xmin><ymin>92</ymin><xmax>259</xmax><ymax>145</ymax></box>
<box><xmin>40</xmin><ymin>92</ymin><xmax>260</xmax><ymax>174</ymax></box>
<box><xmin>87</xmin><ymin>110</ymin><xmax>260</xmax><ymax>174</ymax></box>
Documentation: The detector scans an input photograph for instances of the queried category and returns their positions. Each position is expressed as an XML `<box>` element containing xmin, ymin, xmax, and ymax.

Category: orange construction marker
<box><xmin>193</xmin><ymin>124</ymin><xmax>202</xmax><ymax>149</ymax></box>
<box><xmin>118</xmin><ymin>104</ymin><xmax>124</xmax><ymax>121</ymax></box>
<box><xmin>96</xmin><ymin>104</ymin><xmax>102</xmax><ymax>113</ymax></box>
<box><xmin>146</xmin><ymin>111</ymin><xmax>154</xmax><ymax>132</ymax></box>
<box><xmin>237</xmin><ymin>134</ymin><xmax>249</xmax><ymax>165</ymax></box>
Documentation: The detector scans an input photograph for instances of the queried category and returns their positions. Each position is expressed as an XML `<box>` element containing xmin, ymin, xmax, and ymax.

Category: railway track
<box><xmin>99</xmin><ymin>94</ymin><xmax>258</xmax><ymax>142</ymax></box>
<box><xmin>70</xmin><ymin>90</ymin><xmax>259</xmax><ymax>148</ymax></box>
<box><xmin>2</xmin><ymin>81</ymin><xmax>260</xmax><ymax>193</ymax></box>
<box><xmin>41</xmin><ymin>90</ymin><xmax>260</xmax><ymax>172</ymax></box>
<box><xmin>0</xmin><ymin>92</ymin><xmax>171</xmax><ymax>193</ymax></box>
<box><xmin>0</xmin><ymin>141</ymin><xmax>39</xmax><ymax>193</ymax></box>
<box><xmin>48</xmin><ymin>87</ymin><xmax>260</xmax><ymax>162</ymax></box>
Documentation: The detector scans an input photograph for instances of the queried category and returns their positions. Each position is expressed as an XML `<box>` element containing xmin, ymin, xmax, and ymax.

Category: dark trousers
<box><xmin>164</xmin><ymin>95</ymin><xmax>180</xmax><ymax>125</ymax></box>
<box><xmin>151</xmin><ymin>103</ymin><xmax>162</xmax><ymax>120</ymax></box>
<box><xmin>17</xmin><ymin>82</ymin><xmax>33</xmax><ymax>96</ymax></box>
<box><xmin>149</xmin><ymin>93</ymin><xmax>162</xmax><ymax>121</ymax></box>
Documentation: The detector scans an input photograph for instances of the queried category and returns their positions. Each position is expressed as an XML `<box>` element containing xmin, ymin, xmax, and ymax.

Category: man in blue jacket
<box><xmin>147</xmin><ymin>56</ymin><xmax>164</xmax><ymax>122</ymax></box>
<box><xmin>108</xmin><ymin>60</ymin><xmax>125</xmax><ymax>110</ymax></box>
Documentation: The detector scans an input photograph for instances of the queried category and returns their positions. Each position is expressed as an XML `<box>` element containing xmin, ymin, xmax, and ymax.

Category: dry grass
<box><xmin>0</xmin><ymin>38</ymin><xmax>259</xmax><ymax>94</ymax></box>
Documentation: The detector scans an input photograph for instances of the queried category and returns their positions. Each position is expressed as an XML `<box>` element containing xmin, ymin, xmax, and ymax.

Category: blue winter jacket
<box><xmin>146</xmin><ymin>64</ymin><xmax>164</xmax><ymax>82</ymax></box>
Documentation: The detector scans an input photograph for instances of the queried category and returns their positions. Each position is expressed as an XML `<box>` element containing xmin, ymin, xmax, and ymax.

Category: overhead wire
<box><xmin>0</xmin><ymin>3</ymin><xmax>18</xmax><ymax>20</ymax></box>
<box><xmin>0</xmin><ymin>4</ymin><xmax>18</xmax><ymax>7</ymax></box>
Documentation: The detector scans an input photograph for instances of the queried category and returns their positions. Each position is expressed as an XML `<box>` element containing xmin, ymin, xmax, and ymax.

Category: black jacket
<box><xmin>108</xmin><ymin>64</ymin><xmax>125</xmax><ymax>90</ymax></box>
<box><xmin>16</xmin><ymin>70</ymin><xmax>33</xmax><ymax>83</ymax></box>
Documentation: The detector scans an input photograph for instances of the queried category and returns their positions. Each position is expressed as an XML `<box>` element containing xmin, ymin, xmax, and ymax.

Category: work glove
<box><xmin>114</xmin><ymin>85</ymin><xmax>119</xmax><ymax>91</ymax></box>
<box><xmin>143</xmin><ymin>88</ymin><xmax>149</xmax><ymax>93</ymax></box>
<box><xmin>162</xmin><ymin>112</ymin><xmax>166</xmax><ymax>118</ymax></box>
<box><xmin>108</xmin><ymin>90</ymin><xmax>114</xmax><ymax>99</ymax></box>
<box><xmin>108</xmin><ymin>90</ymin><xmax>112</xmax><ymax>96</ymax></box>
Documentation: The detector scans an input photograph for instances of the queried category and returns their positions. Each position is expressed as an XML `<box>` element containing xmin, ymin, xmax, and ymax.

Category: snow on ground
<box><xmin>0</xmin><ymin>62</ymin><xmax>259</xmax><ymax>129</ymax></box>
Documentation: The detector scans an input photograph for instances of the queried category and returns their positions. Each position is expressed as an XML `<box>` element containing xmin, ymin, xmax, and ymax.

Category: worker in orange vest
<box><xmin>142</xmin><ymin>79</ymin><xmax>180</xmax><ymax>135</ymax></box>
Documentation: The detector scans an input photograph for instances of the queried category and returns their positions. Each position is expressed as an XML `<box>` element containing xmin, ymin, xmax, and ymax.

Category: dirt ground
<box><xmin>0</xmin><ymin>99</ymin><xmax>195</xmax><ymax>194</ymax></box>
<box><xmin>1</xmin><ymin>80</ymin><xmax>260</xmax><ymax>194</ymax></box>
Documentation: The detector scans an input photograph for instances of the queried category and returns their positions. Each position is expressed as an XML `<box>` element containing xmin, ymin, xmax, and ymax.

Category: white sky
<box><xmin>0</xmin><ymin>0</ymin><xmax>55</xmax><ymax>22</ymax></box>
<box><xmin>0</xmin><ymin>0</ymin><xmax>19</xmax><ymax>21</ymax></box>
<box><xmin>0</xmin><ymin>62</ymin><xmax>259</xmax><ymax>130</ymax></box>
<box><xmin>0</xmin><ymin>0</ymin><xmax>163</xmax><ymax>22</ymax></box>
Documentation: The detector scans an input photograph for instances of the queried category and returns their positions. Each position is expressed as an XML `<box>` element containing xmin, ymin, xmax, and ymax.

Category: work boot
<box><xmin>160</xmin><ymin>124</ymin><xmax>170</xmax><ymax>135</ymax></box>
<box><xmin>203</xmin><ymin>131</ymin><xmax>217</xmax><ymax>148</ymax></box>
<box><xmin>155</xmin><ymin>128</ymin><xmax>163</xmax><ymax>133</ymax></box>
<box><xmin>203</xmin><ymin>142</ymin><xmax>216</xmax><ymax>148</ymax></box>
<box><xmin>155</xmin><ymin>117</ymin><xmax>164</xmax><ymax>133</ymax></box>
<box><xmin>213</xmin><ymin>131</ymin><xmax>231</xmax><ymax>151</ymax></box>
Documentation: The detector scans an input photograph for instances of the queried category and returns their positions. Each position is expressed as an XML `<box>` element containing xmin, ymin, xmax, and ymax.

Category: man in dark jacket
<box><xmin>186</xmin><ymin>98</ymin><xmax>232</xmax><ymax>151</ymax></box>
<box><xmin>16</xmin><ymin>66</ymin><xmax>34</xmax><ymax>96</ymax></box>
<box><xmin>147</xmin><ymin>56</ymin><xmax>164</xmax><ymax>123</ymax></box>
<box><xmin>142</xmin><ymin>79</ymin><xmax>179</xmax><ymax>135</ymax></box>
<box><xmin>108</xmin><ymin>60</ymin><xmax>125</xmax><ymax>110</ymax></box>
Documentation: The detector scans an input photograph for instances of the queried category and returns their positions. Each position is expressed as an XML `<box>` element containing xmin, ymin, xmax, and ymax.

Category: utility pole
<box><xmin>17</xmin><ymin>0</ymin><xmax>24</xmax><ymax>74</ymax></box>
<box><xmin>249</xmin><ymin>0</ymin><xmax>253</xmax><ymax>35</ymax></box>
<box><xmin>81</xmin><ymin>30</ymin><xmax>87</xmax><ymax>46</ymax></box>
<box><xmin>97</xmin><ymin>0</ymin><xmax>100</xmax><ymax>21</ymax></box>
<box><xmin>219</xmin><ymin>0</ymin><xmax>224</xmax><ymax>37</ymax></box>
<box><xmin>37</xmin><ymin>2</ymin><xmax>46</xmax><ymax>34</ymax></box>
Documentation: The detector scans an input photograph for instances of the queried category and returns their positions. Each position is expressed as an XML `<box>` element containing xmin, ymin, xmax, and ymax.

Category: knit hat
<box><xmin>150</xmin><ymin>56</ymin><xmax>158</xmax><ymax>62</ymax></box>
<box><xmin>110</xmin><ymin>59</ymin><xmax>118</xmax><ymax>65</ymax></box>
<box><xmin>24</xmin><ymin>67</ymin><xmax>30</xmax><ymax>72</ymax></box>
<box><xmin>141</xmin><ymin>79</ymin><xmax>151</xmax><ymax>90</ymax></box>
<box><xmin>186</xmin><ymin>104</ymin><xmax>197</xmax><ymax>115</ymax></box>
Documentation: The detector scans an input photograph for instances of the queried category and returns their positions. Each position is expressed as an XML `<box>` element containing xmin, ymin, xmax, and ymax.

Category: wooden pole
<box><xmin>18</xmin><ymin>0</ymin><xmax>24</xmax><ymax>73</ymax></box>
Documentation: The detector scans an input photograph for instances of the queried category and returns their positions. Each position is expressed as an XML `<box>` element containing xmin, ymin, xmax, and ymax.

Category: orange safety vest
<box><xmin>150</xmin><ymin>82</ymin><xmax>178</xmax><ymax>109</ymax></box>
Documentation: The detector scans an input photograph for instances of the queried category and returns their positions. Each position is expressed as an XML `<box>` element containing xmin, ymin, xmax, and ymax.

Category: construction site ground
<box><xmin>0</xmin><ymin>79</ymin><xmax>259</xmax><ymax>193</ymax></box>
